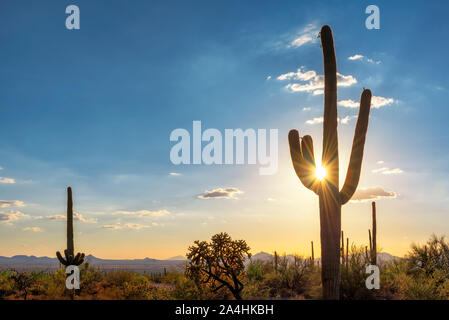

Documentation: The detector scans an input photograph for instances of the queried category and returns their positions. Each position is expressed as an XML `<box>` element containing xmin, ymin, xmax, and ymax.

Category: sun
<box><xmin>315</xmin><ymin>165</ymin><xmax>327</xmax><ymax>181</ymax></box>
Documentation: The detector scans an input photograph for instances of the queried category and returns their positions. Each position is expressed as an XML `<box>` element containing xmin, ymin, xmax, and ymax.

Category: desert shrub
<box><xmin>340</xmin><ymin>245</ymin><xmax>376</xmax><ymax>300</ymax></box>
<box><xmin>0</xmin><ymin>270</ymin><xmax>14</xmax><ymax>299</ymax></box>
<box><xmin>247</xmin><ymin>260</ymin><xmax>264</xmax><ymax>281</ymax></box>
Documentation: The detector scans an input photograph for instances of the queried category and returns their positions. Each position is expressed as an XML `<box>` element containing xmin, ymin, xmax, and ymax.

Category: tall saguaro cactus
<box><xmin>288</xmin><ymin>25</ymin><xmax>372</xmax><ymax>299</ymax></box>
<box><xmin>56</xmin><ymin>187</ymin><xmax>85</xmax><ymax>266</ymax></box>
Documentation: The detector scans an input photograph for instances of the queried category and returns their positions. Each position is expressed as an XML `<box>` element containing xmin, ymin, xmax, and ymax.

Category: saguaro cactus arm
<box><xmin>340</xmin><ymin>90</ymin><xmax>372</xmax><ymax>204</ymax></box>
<box><xmin>288</xmin><ymin>131</ymin><xmax>319</xmax><ymax>194</ymax></box>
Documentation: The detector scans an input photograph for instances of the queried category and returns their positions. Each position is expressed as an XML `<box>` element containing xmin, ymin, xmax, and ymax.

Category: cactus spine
<box><xmin>288</xmin><ymin>25</ymin><xmax>372</xmax><ymax>299</ymax></box>
<box><xmin>56</xmin><ymin>187</ymin><xmax>85</xmax><ymax>266</ymax></box>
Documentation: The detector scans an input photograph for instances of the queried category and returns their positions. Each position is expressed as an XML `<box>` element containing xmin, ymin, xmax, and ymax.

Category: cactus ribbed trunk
<box><xmin>67</xmin><ymin>187</ymin><xmax>74</xmax><ymax>257</ymax></box>
<box><xmin>319</xmin><ymin>194</ymin><xmax>341</xmax><ymax>299</ymax></box>
<box><xmin>319</xmin><ymin>24</ymin><xmax>341</xmax><ymax>300</ymax></box>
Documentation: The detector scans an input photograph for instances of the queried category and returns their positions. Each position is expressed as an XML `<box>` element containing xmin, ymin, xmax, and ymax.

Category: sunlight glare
<box><xmin>315</xmin><ymin>165</ymin><xmax>327</xmax><ymax>181</ymax></box>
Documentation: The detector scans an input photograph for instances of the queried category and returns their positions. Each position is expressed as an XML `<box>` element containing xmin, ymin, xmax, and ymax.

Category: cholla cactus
<box><xmin>56</xmin><ymin>187</ymin><xmax>85</xmax><ymax>266</ymax></box>
<box><xmin>288</xmin><ymin>25</ymin><xmax>372</xmax><ymax>299</ymax></box>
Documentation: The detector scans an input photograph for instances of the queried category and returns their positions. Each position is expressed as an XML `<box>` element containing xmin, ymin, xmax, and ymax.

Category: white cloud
<box><xmin>0</xmin><ymin>177</ymin><xmax>15</xmax><ymax>184</ymax></box>
<box><xmin>101</xmin><ymin>224</ymin><xmax>122</xmax><ymax>230</ymax></box>
<box><xmin>382</xmin><ymin>168</ymin><xmax>404</xmax><ymax>175</ymax></box>
<box><xmin>348</xmin><ymin>54</ymin><xmax>381</xmax><ymax>64</ymax></box>
<box><xmin>0</xmin><ymin>210</ymin><xmax>30</xmax><ymax>223</ymax></box>
<box><xmin>348</xmin><ymin>54</ymin><xmax>364</xmax><ymax>61</ymax></box>
<box><xmin>338</xmin><ymin>96</ymin><xmax>395</xmax><ymax>109</ymax></box>
<box><xmin>47</xmin><ymin>212</ymin><xmax>97</xmax><ymax>223</ymax></box>
<box><xmin>281</xmin><ymin>70</ymin><xmax>357</xmax><ymax>94</ymax></box>
<box><xmin>113</xmin><ymin>209</ymin><xmax>170</xmax><ymax>217</ymax></box>
<box><xmin>169</xmin><ymin>172</ymin><xmax>181</xmax><ymax>176</ymax></box>
<box><xmin>0</xmin><ymin>166</ymin><xmax>3</xmax><ymax>170</ymax></box>
<box><xmin>266</xmin><ymin>75</ymin><xmax>272</xmax><ymax>80</ymax></box>
<box><xmin>47</xmin><ymin>214</ymin><xmax>66</xmax><ymax>221</ymax></box>
<box><xmin>306</xmin><ymin>117</ymin><xmax>323</xmax><ymax>125</ymax></box>
<box><xmin>198</xmin><ymin>187</ymin><xmax>243</xmax><ymax>199</ymax></box>
<box><xmin>371</xmin><ymin>96</ymin><xmax>395</xmax><ymax>109</ymax></box>
<box><xmin>124</xmin><ymin>223</ymin><xmax>150</xmax><ymax>230</ymax></box>
<box><xmin>350</xmin><ymin>187</ymin><xmax>397</xmax><ymax>202</ymax></box>
<box><xmin>289</xmin><ymin>24</ymin><xmax>319</xmax><ymax>48</ymax></box>
<box><xmin>372</xmin><ymin>167</ymin><xmax>389</xmax><ymax>173</ymax></box>
<box><xmin>306</xmin><ymin>116</ymin><xmax>356</xmax><ymax>125</ymax></box>
<box><xmin>23</xmin><ymin>227</ymin><xmax>42</xmax><ymax>232</ymax></box>
<box><xmin>277</xmin><ymin>67</ymin><xmax>317</xmax><ymax>81</ymax></box>
<box><xmin>266</xmin><ymin>198</ymin><xmax>276</xmax><ymax>202</ymax></box>
<box><xmin>101</xmin><ymin>222</ymin><xmax>151</xmax><ymax>230</ymax></box>
<box><xmin>377</xmin><ymin>160</ymin><xmax>384</xmax><ymax>164</ymax></box>
<box><xmin>0</xmin><ymin>200</ymin><xmax>25</xmax><ymax>208</ymax></box>
<box><xmin>302</xmin><ymin>107</ymin><xmax>311</xmax><ymax>111</ymax></box>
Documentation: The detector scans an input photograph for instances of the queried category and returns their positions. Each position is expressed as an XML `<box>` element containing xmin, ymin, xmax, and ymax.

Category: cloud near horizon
<box><xmin>350</xmin><ymin>187</ymin><xmax>397</xmax><ymax>202</ymax></box>
<box><xmin>23</xmin><ymin>227</ymin><xmax>42</xmax><ymax>232</ymax></box>
<box><xmin>0</xmin><ymin>177</ymin><xmax>15</xmax><ymax>184</ymax></box>
<box><xmin>113</xmin><ymin>209</ymin><xmax>170</xmax><ymax>217</ymax></box>
<box><xmin>0</xmin><ymin>210</ymin><xmax>30</xmax><ymax>223</ymax></box>
<box><xmin>198</xmin><ymin>187</ymin><xmax>243</xmax><ymax>199</ymax></box>
<box><xmin>47</xmin><ymin>212</ymin><xmax>97</xmax><ymax>223</ymax></box>
<box><xmin>0</xmin><ymin>200</ymin><xmax>25</xmax><ymax>208</ymax></box>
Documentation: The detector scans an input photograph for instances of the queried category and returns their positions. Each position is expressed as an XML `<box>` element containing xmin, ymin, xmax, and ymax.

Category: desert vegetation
<box><xmin>3</xmin><ymin>234</ymin><xmax>449</xmax><ymax>300</ymax></box>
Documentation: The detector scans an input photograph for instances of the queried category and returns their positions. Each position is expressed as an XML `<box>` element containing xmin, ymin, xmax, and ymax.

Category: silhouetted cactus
<box><xmin>56</xmin><ymin>187</ymin><xmax>85</xmax><ymax>266</ymax></box>
<box><xmin>369</xmin><ymin>201</ymin><xmax>377</xmax><ymax>265</ymax></box>
<box><xmin>288</xmin><ymin>25</ymin><xmax>372</xmax><ymax>299</ymax></box>
<box><xmin>311</xmin><ymin>241</ymin><xmax>315</xmax><ymax>266</ymax></box>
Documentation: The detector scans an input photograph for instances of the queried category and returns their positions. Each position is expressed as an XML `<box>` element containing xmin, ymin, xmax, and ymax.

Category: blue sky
<box><xmin>1</xmin><ymin>0</ymin><xmax>448</xmax><ymax>258</ymax></box>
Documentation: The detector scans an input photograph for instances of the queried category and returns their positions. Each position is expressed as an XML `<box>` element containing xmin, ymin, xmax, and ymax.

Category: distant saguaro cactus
<box><xmin>369</xmin><ymin>201</ymin><xmax>377</xmax><ymax>265</ymax></box>
<box><xmin>56</xmin><ymin>187</ymin><xmax>85</xmax><ymax>266</ymax></box>
<box><xmin>288</xmin><ymin>25</ymin><xmax>372</xmax><ymax>299</ymax></box>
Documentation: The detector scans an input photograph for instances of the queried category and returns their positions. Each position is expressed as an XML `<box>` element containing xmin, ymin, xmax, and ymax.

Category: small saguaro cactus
<box><xmin>56</xmin><ymin>187</ymin><xmax>85</xmax><ymax>266</ymax></box>
<box><xmin>369</xmin><ymin>201</ymin><xmax>377</xmax><ymax>265</ymax></box>
<box><xmin>288</xmin><ymin>25</ymin><xmax>372</xmax><ymax>299</ymax></box>
<box><xmin>311</xmin><ymin>241</ymin><xmax>315</xmax><ymax>266</ymax></box>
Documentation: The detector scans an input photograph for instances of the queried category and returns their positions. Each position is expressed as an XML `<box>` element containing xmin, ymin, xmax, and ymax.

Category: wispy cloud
<box><xmin>348</xmin><ymin>54</ymin><xmax>381</xmax><ymax>64</ymax></box>
<box><xmin>278</xmin><ymin>67</ymin><xmax>357</xmax><ymax>95</ymax></box>
<box><xmin>101</xmin><ymin>224</ymin><xmax>122</xmax><ymax>230</ymax></box>
<box><xmin>0</xmin><ymin>177</ymin><xmax>15</xmax><ymax>184</ymax></box>
<box><xmin>47</xmin><ymin>212</ymin><xmax>97</xmax><ymax>223</ymax></box>
<box><xmin>302</xmin><ymin>107</ymin><xmax>311</xmax><ymax>111</ymax></box>
<box><xmin>0</xmin><ymin>200</ymin><xmax>25</xmax><ymax>208</ymax></box>
<box><xmin>23</xmin><ymin>227</ymin><xmax>42</xmax><ymax>232</ymax></box>
<box><xmin>289</xmin><ymin>24</ymin><xmax>319</xmax><ymax>48</ymax></box>
<box><xmin>338</xmin><ymin>96</ymin><xmax>395</xmax><ymax>109</ymax></box>
<box><xmin>198</xmin><ymin>187</ymin><xmax>243</xmax><ymax>199</ymax></box>
<box><xmin>350</xmin><ymin>187</ymin><xmax>397</xmax><ymax>202</ymax></box>
<box><xmin>306</xmin><ymin>116</ymin><xmax>356</xmax><ymax>125</ymax></box>
<box><xmin>348</xmin><ymin>54</ymin><xmax>364</xmax><ymax>61</ymax></box>
<box><xmin>372</xmin><ymin>167</ymin><xmax>404</xmax><ymax>175</ymax></box>
<box><xmin>0</xmin><ymin>210</ymin><xmax>30</xmax><ymax>223</ymax></box>
<box><xmin>306</xmin><ymin>117</ymin><xmax>323</xmax><ymax>125</ymax></box>
<box><xmin>123</xmin><ymin>223</ymin><xmax>150</xmax><ymax>230</ymax></box>
<box><xmin>113</xmin><ymin>209</ymin><xmax>170</xmax><ymax>217</ymax></box>
<box><xmin>100</xmin><ymin>223</ymin><xmax>151</xmax><ymax>230</ymax></box>
<box><xmin>266</xmin><ymin>75</ymin><xmax>272</xmax><ymax>80</ymax></box>
<box><xmin>169</xmin><ymin>172</ymin><xmax>181</xmax><ymax>176</ymax></box>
